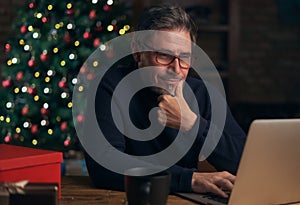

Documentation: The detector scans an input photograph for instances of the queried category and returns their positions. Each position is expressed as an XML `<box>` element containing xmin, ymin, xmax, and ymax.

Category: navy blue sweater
<box><xmin>84</xmin><ymin>65</ymin><xmax>246</xmax><ymax>193</ymax></box>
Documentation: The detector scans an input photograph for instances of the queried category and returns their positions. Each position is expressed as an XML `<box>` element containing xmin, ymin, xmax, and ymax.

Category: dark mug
<box><xmin>125</xmin><ymin>167</ymin><xmax>171</xmax><ymax>205</ymax></box>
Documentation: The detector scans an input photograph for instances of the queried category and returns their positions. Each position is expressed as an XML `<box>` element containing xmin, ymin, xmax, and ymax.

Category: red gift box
<box><xmin>0</xmin><ymin>144</ymin><xmax>62</xmax><ymax>199</ymax></box>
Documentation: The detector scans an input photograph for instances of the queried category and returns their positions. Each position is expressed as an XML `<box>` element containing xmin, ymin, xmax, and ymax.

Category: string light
<box><xmin>21</xmin><ymin>86</ymin><xmax>28</xmax><ymax>93</ymax></box>
<box><xmin>78</xmin><ymin>86</ymin><xmax>84</xmax><ymax>92</ymax></box>
<box><xmin>96</xmin><ymin>21</ymin><xmax>102</xmax><ymax>27</ymax></box>
<box><xmin>74</xmin><ymin>41</ymin><xmax>80</xmax><ymax>47</ymax></box>
<box><xmin>12</xmin><ymin>57</ymin><xmax>18</xmax><ymax>64</ymax></box>
<box><xmin>93</xmin><ymin>61</ymin><xmax>99</xmax><ymax>67</ymax></box>
<box><xmin>50</xmin><ymin>29</ymin><xmax>57</xmax><ymax>35</ymax></box>
<box><xmin>45</xmin><ymin>76</ymin><xmax>51</xmax><ymax>83</ymax></box>
<box><xmin>107</xmin><ymin>0</ymin><xmax>113</xmax><ymax>5</ymax></box>
<box><xmin>53</xmin><ymin>47</ymin><xmax>59</xmax><ymax>53</ymax></box>
<box><xmin>14</xmin><ymin>88</ymin><xmax>20</xmax><ymax>94</ymax></box>
<box><xmin>24</xmin><ymin>45</ymin><xmax>30</xmax><ymax>51</ymax></box>
<box><xmin>61</xmin><ymin>92</ymin><xmax>69</xmax><ymax>98</ymax></box>
<box><xmin>32</xmin><ymin>139</ymin><xmax>38</xmax><ymax>145</ymax></box>
<box><xmin>6</xmin><ymin>117</ymin><xmax>11</xmax><ymax>123</ymax></box>
<box><xmin>92</xmin><ymin>0</ymin><xmax>98</xmax><ymax>4</ymax></box>
<box><xmin>67</xmin><ymin>102</ymin><xmax>73</xmax><ymax>108</ymax></box>
<box><xmin>72</xmin><ymin>78</ymin><xmax>78</xmax><ymax>84</ymax></box>
<box><xmin>119</xmin><ymin>29</ymin><xmax>125</xmax><ymax>35</ymax></box>
<box><xmin>41</xmin><ymin>120</ymin><xmax>48</xmax><ymax>126</ymax></box>
<box><xmin>7</xmin><ymin>60</ymin><xmax>12</xmax><ymax>66</ymax></box>
<box><xmin>34</xmin><ymin>95</ymin><xmax>39</xmax><ymax>101</ymax></box>
<box><xmin>28</xmin><ymin>26</ymin><xmax>34</xmax><ymax>32</ymax></box>
<box><xmin>44</xmin><ymin>87</ymin><xmax>50</xmax><ymax>94</ymax></box>
<box><xmin>32</xmin><ymin>32</ymin><xmax>40</xmax><ymax>39</ymax></box>
<box><xmin>36</xmin><ymin>13</ymin><xmax>43</xmax><ymax>19</ymax></box>
<box><xmin>16</xmin><ymin>127</ymin><xmax>21</xmax><ymax>133</ymax></box>
<box><xmin>0</xmin><ymin>116</ymin><xmax>4</xmax><ymax>121</ymax></box>
<box><xmin>48</xmin><ymin>129</ymin><xmax>53</xmax><ymax>135</ymax></box>
<box><xmin>34</xmin><ymin>72</ymin><xmax>40</xmax><ymax>78</ymax></box>
<box><xmin>69</xmin><ymin>53</ymin><xmax>76</xmax><ymax>60</ymax></box>
<box><xmin>67</xmin><ymin>23</ymin><xmax>75</xmax><ymax>30</ymax></box>
<box><xmin>19</xmin><ymin>39</ymin><xmax>25</xmax><ymax>45</ymax></box>
<box><xmin>99</xmin><ymin>44</ymin><xmax>106</xmax><ymax>51</ymax></box>
<box><xmin>55</xmin><ymin>23</ymin><xmax>60</xmax><ymax>29</ymax></box>
<box><xmin>56</xmin><ymin>116</ymin><xmax>61</xmax><ymax>122</ymax></box>
<box><xmin>48</xmin><ymin>5</ymin><xmax>53</xmax><ymax>11</ymax></box>
<box><xmin>66</xmin><ymin>3</ymin><xmax>72</xmax><ymax>9</ymax></box>
<box><xmin>60</xmin><ymin>60</ymin><xmax>66</xmax><ymax>66</ymax></box>
<box><xmin>19</xmin><ymin>136</ymin><xmax>24</xmax><ymax>142</ymax></box>
<box><xmin>43</xmin><ymin>103</ymin><xmax>49</xmax><ymax>109</ymax></box>
<box><xmin>124</xmin><ymin>25</ymin><xmax>130</xmax><ymax>31</ymax></box>
<box><xmin>107</xmin><ymin>25</ymin><xmax>114</xmax><ymax>31</ymax></box>
<box><xmin>6</xmin><ymin>102</ymin><xmax>13</xmax><ymax>109</ymax></box>
<box><xmin>23</xmin><ymin>121</ymin><xmax>30</xmax><ymax>128</ymax></box>
<box><xmin>47</xmin><ymin>70</ymin><xmax>54</xmax><ymax>76</ymax></box>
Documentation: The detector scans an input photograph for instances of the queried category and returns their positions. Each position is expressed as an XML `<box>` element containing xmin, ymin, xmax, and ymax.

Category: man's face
<box><xmin>134</xmin><ymin>29</ymin><xmax>192</xmax><ymax>95</ymax></box>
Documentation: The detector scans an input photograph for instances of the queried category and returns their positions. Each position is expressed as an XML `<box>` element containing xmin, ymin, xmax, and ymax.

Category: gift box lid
<box><xmin>0</xmin><ymin>144</ymin><xmax>62</xmax><ymax>171</ymax></box>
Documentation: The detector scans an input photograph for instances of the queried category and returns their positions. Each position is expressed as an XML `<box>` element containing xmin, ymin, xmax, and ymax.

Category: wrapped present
<box><xmin>0</xmin><ymin>144</ymin><xmax>63</xmax><ymax>198</ymax></box>
<box><xmin>0</xmin><ymin>180</ymin><xmax>58</xmax><ymax>205</ymax></box>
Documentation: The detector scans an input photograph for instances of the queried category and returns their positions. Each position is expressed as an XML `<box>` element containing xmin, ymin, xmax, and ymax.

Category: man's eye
<box><xmin>157</xmin><ymin>53</ymin><xmax>172</xmax><ymax>59</ymax></box>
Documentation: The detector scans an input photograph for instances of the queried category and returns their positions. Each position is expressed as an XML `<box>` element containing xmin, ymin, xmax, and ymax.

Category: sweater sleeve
<box><xmin>186</xmin><ymin>79</ymin><xmax>246</xmax><ymax>175</ymax></box>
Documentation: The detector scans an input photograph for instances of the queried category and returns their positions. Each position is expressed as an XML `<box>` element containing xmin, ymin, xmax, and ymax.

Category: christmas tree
<box><xmin>0</xmin><ymin>0</ymin><xmax>131</xmax><ymax>151</ymax></box>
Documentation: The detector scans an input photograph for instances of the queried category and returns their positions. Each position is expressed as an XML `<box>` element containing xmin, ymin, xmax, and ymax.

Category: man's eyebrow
<box><xmin>180</xmin><ymin>52</ymin><xmax>192</xmax><ymax>56</ymax></box>
<box><xmin>156</xmin><ymin>49</ymin><xmax>191</xmax><ymax>56</ymax></box>
<box><xmin>155</xmin><ymin>48</ymin><xmax>173</xmax><ymax>54</ymax></box>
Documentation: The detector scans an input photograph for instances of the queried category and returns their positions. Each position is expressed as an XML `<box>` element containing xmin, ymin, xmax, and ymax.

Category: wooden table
<box><xmin>60</xmin><ymin>176</ymin><xmax>196</xmax><ymax>205</ymax></box>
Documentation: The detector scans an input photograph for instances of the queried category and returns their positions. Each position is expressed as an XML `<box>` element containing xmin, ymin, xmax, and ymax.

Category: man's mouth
<box><xmin>159</xmin><ymin>75</ymin><xmax>182</xmax><ymax>84</ymax></box>
<box><xmin>165</xmin><ymin>79</ymin><xmax>180</xmax><ymax>84</ymax></box>
<box><xmin>157</xmin><ymin>76</ymin><xmax>182</xmax><ymax>96</ymax></box>
<box><xmin>163</xmin><ymin>77</ymin><xmax>183</xmax><ymax>88</ymax></box>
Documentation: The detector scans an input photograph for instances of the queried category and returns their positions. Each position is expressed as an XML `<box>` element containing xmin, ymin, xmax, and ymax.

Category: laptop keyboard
<box><xmin>202</xmin><ymin>192</ymin><xmax>230</xmax><ymax>204</ymax></box>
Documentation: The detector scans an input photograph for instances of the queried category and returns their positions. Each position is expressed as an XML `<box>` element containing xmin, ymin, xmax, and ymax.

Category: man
<box><xmin>84</xmin><ymin>5</ymin><xmax>246</xmax><ymax>198</ymax></box>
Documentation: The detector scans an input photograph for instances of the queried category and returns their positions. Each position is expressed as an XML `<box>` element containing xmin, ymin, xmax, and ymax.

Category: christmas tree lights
<box><xmin>0</xmin><ymin>0</ymin><xmax>131</xmax><ymax>151</ymax></box>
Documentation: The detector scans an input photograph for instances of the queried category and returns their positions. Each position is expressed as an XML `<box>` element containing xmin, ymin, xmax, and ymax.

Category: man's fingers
<box><xmin>220</xmin><ymin>171</ymin><xmax>236</xmax><ymax>184</ymax></box>
<box><xmin>215</xmin><ymin>178</ymin><xmax>234</xmax><ymax>192</ymax></box>
<box><xmin>157</xmin><ymin>109</ymin><xmax>167</xmax><ymax>125</ymax></box>
<box><xmin>207</xmin><ymin>183</ymin><xmax>229</xmax><ymax>198</ymax></box>
<box><xmin>192</xmin><ymin>172</ymin><xmax>236</xmax><ymax>198</ymax></box>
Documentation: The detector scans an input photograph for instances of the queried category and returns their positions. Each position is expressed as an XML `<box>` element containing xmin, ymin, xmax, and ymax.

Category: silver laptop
<box><xmin>176</xmin><ymin>119</ymin><xmax>300</xmax><ymax>205</ymax></box>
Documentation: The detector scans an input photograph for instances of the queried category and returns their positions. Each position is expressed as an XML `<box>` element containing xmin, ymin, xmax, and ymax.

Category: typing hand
<box><xmin>157</xmin><ymin>80</ymin><xmax>197</xmax><ymax>131</ymax></box>
<box><xmin>191</xmin><ymin>171</ymin><xmax>235</xmax><ymax>198</ymax></box>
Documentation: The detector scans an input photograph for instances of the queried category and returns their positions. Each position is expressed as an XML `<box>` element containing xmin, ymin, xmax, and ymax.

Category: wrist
<box><xmin>183</xmin><ymin>112</ymin><xmax>198</xmax><ymax>131</ymax></box>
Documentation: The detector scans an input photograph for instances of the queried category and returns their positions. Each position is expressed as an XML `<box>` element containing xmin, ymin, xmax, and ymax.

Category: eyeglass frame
<box><xmin>139</xmin><ymin>43</ymin><xmax>192</xmax><ymax>69</ymax></box>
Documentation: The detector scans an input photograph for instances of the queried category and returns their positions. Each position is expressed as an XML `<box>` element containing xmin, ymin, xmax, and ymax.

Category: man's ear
<box><xmin>131</xmin><ymin>40</ymin><xmax>140</xmax><ymax>62</ymax></box>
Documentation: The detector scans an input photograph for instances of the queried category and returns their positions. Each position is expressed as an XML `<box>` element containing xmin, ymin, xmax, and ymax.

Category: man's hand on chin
<box><xmin>157</xmin><ymin>80</ymin><xmax>197</xmax><ymax>131</ymax></box>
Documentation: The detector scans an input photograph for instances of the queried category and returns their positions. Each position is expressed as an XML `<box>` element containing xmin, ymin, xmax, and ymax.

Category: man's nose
<box><xmin>169</xmin><ymin>57</ymin><xmax>181</xmax><ymax>74</ymax></box>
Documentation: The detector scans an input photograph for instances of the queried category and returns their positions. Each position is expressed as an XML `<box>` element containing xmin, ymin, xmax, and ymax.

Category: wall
<box><xmin>231</xmin><ymin>0</ymin><xmax>300</xmax><ymax>104</ymax></box>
